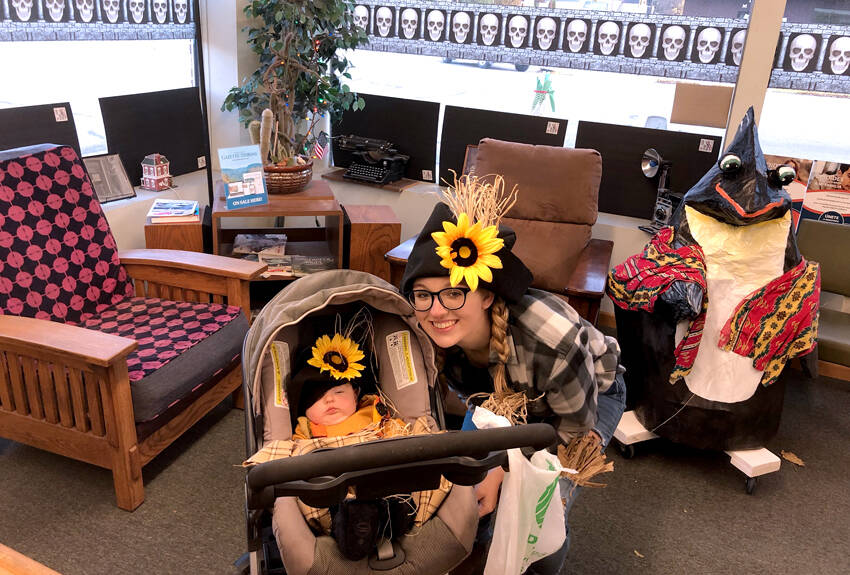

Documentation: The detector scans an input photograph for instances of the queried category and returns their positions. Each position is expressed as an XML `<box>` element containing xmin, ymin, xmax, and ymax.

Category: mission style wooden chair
<box><xmin>0</xmin><ymin>144</ymin><xmax>265</xmax><ymax>510</ymax></box>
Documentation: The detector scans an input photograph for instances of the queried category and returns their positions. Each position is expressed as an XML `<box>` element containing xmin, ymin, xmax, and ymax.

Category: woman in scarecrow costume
<box><xmin>401</xmin><ymin>175</ymin><xmax>626</xmax><ymax>574</ymax></box>
<box><xmin>607</xmin><ymin>108</ymin><xmax>820</xmax><ymax>450</ymax></box>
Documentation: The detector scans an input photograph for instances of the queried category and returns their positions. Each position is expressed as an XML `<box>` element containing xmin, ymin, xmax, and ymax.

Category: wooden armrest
<box><xmin>119</xmin><ymin>249</ymin><xmax>266</xmax><ymax>280</ymax></box>
<box><xmin>0</xmin><ymin>543</ymin><xmax>63</xmax><ymax>575</ymax></box>
<box><xmin>384</xmin><ymin>236</ymin><xmax>416</xmax><ymax>265</ymax></box>
<box><xmin>564</xmin><ymin>238</ymin><xmax>614</xmax><ymax>299</ymax></box>
<box><xmin>0</xmin><ymin>316</ymin><xmax>137</xmax><ymax>367</ymax></box>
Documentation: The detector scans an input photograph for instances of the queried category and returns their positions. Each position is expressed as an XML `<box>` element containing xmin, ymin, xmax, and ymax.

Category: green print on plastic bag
<box><xmin>526</xmin><ymin>464</ymin><xmax>559</xmax><ymax>548</ymax></box>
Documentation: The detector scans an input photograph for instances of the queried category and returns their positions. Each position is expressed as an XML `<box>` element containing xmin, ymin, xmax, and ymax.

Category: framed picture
<box><xmin>83</xmin><ymin>153</ymin><xmax>137</xmax><ymax>204</ymax></box>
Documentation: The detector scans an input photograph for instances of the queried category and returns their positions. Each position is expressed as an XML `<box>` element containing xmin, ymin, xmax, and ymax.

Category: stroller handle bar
<box><xmin>246</xmin><ymin>424</ymin><xmax>557</xmax><ymax>509</ymax></box>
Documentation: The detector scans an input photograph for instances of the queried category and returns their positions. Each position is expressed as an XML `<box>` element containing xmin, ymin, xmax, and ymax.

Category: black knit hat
<box><xmin>293</xmin><ymin>363</ymin><xmax>360</xmax><ymax>417</ymax></box>
<box><xmin>401</xmin><ymin>202</ymin><xmax>533</xmax><ymax>303</ymax></box>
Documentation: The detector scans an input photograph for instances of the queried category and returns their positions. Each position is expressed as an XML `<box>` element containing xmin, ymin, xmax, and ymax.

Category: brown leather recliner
<box><xmin>472</xmin><ymin>138</ymin><xmax>613</xmax><ymax>324</ymax></box>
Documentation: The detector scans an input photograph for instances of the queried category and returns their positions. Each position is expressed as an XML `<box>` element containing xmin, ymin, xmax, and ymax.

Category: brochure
<box><xmin>217</xmin><ymin>145</ymin><xmax>269</xmax><ymax>210</ymax></box>
<box><xmin>146</xmin><ymin>199</ymin><xmax>200</xmax><ymax>223</ymax></box>
<box><xmin>799</xmin><ymin>160</ymin><xmax>850</xmax><ymax>227</ymax></box>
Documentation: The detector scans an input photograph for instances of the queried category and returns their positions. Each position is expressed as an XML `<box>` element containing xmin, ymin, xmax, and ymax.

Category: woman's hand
<box><xmin>475</xmin><ymin>465</ymin><xmax>505</xmax><ymax>517</ymax></box>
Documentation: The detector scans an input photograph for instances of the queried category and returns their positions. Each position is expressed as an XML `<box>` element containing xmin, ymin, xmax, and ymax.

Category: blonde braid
<box><xmin>471</xmin><ymin>297</ymin><xmax>532</xmax><ymax>424</ymax></box>
<box><xmin>489</xmin><ymin>298</ymin><xmax>511</xmax><ymax>397</ymax></box>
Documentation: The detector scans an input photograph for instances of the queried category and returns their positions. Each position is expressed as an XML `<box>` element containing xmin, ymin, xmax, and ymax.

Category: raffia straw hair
<box><xmin>558</xmin><ymin>434</ymin><xmax>614</xmax><ymax>496</ymax></box>
<box><xmin>441</xmin><ymin>170</ymin><xmax>518</xmax><ymax>227</ymax></box>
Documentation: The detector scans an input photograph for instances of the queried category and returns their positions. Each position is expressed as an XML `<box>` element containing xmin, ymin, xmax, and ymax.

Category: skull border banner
<box><xmin>625</xmin><ymin>22</ymin><xmax>655</xmax><ymax>60</ymax></box>
<box><xmin>563</xmin><ymin>18</ymin><xmax>591</xmax><ymax>54</ymax></box>
<box><xmin>825</xmin><ymin>34</ymin><xmax>850</xmax><ymax>76</ymax></box>
<box><xmin>477</xmin><ymin>12</ymin><xmax>501</xmax><ymax>48</ymax></box>
<box><xmin>450</xmin><ymin>10</ymin><xmax>472</xmax><ymax>45</ymax></box>
<box><xmin>374</xmin><ymin>6</ymin><xmax>395</xmax><ymax>39</ymax></box>
<box><xmin>399</xmin><ymin>7</ymin><xmax>420</xmax><ymax>41</ymax></box>
<box><xmin>692</xmin><ymin>25</ymin><xmax>723</xmax><ymax>65</ymax></box>
<box><xmin>595</xmin><ymin>20</ymin><xmax>622</xmax><ymax>57</ymax></box>
<box><xmin>533</xmin><ymin>16</ymin><xmax>560</xmax><ymax>53</ymax></box>
<box><xmin>657</xmin><ymin>23</ymin><xmax>690</xmax><ymax>62</ymax></box>
<box><xmin>784</xmin><ymin>32</ymin><xmax>820</xmax><ymax>73</ymax></box>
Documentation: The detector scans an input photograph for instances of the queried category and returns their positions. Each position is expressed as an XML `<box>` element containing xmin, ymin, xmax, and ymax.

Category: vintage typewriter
<box><xmin>338</xmin><ymin>134</ymin><xmax>409</xmax><ymax>185</ymax></box>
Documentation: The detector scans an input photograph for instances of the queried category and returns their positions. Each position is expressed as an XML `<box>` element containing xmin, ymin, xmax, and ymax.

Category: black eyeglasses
<box><xmin>408</xmin><ymin>287</ymin><xmax>470</xmax><ymax>312</ymax></box>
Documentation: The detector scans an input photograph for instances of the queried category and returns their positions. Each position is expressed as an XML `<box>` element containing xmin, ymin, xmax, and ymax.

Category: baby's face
<box><xmin>305</xmin><ymin>383</ymin><xmax>358</xmax><ymax>426</ymax></box>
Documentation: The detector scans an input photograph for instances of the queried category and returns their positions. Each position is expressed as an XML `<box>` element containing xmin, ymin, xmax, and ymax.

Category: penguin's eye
<box><xmin>770</xmin><ymin>165</ymin><xmax>796</xmax><ymax>186</ymax></box>
<box><xmin>719</xmin><ymin>154</ymin><xmax>742</xmax><ymax>173</ymax></box>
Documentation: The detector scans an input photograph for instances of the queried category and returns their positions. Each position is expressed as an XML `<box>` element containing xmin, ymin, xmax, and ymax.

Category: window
<box><xmin>0</xmin><ymin>2</ymin><xmax>199</xmax><ymax>157</ymax></box>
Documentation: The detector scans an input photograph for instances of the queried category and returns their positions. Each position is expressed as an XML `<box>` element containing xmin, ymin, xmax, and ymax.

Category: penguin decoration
<box><xmin>607</xmin><ymin>108</ymin><xmax>821</xmax><ymax>453</ymax></box>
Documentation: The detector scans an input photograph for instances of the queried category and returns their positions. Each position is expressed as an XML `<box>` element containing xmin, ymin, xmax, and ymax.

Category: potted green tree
<box><xmin>223</xmin><ymin>0</ymin><xmax>368</xmax><ymax>193</ymax></box>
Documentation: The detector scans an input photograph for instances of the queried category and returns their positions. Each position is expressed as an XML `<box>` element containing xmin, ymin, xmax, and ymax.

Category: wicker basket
<box><xmin>264</xmin><ymin>158</ymin><xmax>313</xmax><ymax>194</ymax></box>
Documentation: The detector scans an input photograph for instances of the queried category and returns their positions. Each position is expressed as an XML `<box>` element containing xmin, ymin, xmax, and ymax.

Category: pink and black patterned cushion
<box><xmin>0</xmin><ymin>146</ymin><xmax>133</xmax><ymax>324</ymax></box>
<box><xmin>82</xmin><ymin>297</ymin><xmax>242</xmax><ymax>382</ymax></box>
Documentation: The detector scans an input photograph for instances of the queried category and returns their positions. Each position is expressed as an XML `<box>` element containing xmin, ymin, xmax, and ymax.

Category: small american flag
<box><xmin>313</xmin><ymin>131</ymin><xmax>329</xmax><ymax>159</ymax></box>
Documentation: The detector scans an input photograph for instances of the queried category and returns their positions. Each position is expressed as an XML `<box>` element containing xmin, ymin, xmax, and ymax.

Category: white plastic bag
<box><xmin>483</xmin><ymin>448</ymin><xmax>567</xmax><ymax>575</ymax></box>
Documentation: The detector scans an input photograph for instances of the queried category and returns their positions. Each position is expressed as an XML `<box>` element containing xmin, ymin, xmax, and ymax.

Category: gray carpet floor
<box><xmin>2</xmin><ymin>371</ymin><xmax>849</xmax><ymax>575</ymax></box>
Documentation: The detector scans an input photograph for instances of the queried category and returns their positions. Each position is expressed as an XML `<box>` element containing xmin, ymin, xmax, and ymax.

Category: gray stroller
<box><xmin>240</xmin><ymin>270</ymin><xmax>556</xmax><ymax>574</ymax></box>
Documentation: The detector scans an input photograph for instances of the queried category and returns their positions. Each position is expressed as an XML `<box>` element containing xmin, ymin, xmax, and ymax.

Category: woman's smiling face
<box><xmin>411</xmin><ymin>276</ymin><xmax>494</xmax><ymax>352</ymax></box>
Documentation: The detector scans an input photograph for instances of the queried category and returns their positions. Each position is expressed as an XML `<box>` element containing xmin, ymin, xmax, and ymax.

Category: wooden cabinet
<box><xmin>144</xmin><ymin>218</ymin><xmax>204</xmax><ymax>252</ymax></box>
<box><xmin>211</xmin><ymin>179</ymin><xmax>343</xmax><ymax>275</ymax></box>
<box><xmin>343</xmin><ymin>205</ymin><xmax>401</xmax><ymax>283</ymax></box>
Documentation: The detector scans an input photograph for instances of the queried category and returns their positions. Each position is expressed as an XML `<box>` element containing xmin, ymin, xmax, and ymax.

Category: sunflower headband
<box><xmin>432</xmin><ymin>172</ymin><xmax>518</xmax><ymax>292</ymax></box>
<box><xmin>307</xmin><ymin>333</ymin><xmax>366</xmax><ymax>381</ymax></box>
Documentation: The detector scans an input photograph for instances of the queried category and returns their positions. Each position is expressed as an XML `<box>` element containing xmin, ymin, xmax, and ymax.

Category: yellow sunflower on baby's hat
<box><xmin>307</xmin><ymin>333</ymin><xmax>366</xmax><ymax>380</ymax></box>
<box><xmin>432</xmin><ymin>212</ymin><xmax>504</xmax><ymax>292</ymax></box>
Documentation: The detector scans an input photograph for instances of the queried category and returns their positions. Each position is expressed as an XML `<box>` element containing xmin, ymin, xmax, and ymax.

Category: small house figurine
<box><xmin>141</xmin><ymin>153</ymin><xmax>173</xmax><ymax>191</ymax></box>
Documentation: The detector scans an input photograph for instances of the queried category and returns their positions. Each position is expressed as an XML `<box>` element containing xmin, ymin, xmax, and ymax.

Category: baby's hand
<box><xmin>474</xmin><ymin>466</ymin><xmax>505</xmax><ymax>517</ymax></box>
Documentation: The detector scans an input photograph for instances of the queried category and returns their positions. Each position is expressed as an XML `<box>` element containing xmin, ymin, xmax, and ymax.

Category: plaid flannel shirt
<box><xmin>445</xmin><ymin>289</ymin><xmax>623</xmax><ymax>443</ymax></box>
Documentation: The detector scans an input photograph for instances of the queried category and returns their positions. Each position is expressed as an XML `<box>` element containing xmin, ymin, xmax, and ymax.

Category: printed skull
<box><xmin>696</xmin><ymin>27</ymin><xmax>721</xmax><ymax>63</ymax></box>
<box><xmin>426</xmin><ymin>10</ymin><xmax>444</xmax><ymax>41</ymax></box>
<box><xmin>400</xmin><ymin>8</ymin><xmax>418</xmax><ymax>39</ymax></box>
<box><xmin>174</xmin><ymin>0</ymin><xmax>188</xmax><ymax>23</ymax></box>
<box><xmin>129</xmin><ymin>0</ymin><xmax>145</xmax><ymax>23</ymax></box>
<box><xmin>75</xmin><ymin>0</ymin><xmax>94</xmax><ymax>22</ymax></box>
<box><xmin>153</xmin><ymin>0</ymin><xmax>168</xmax><ymax>23</ymax></box>
<box><xmin>789</xmin><ymin>34</ymin><xmax>817</xmax><ymax>71</ymax></box>
<box><xmin>730</xmin><ymin>29</ymin><xmax>746</xmax><ymax>66</ymax></box>
<box><xmin>508</xmin><ymin>15</ymin><xmax>528</xmax><ymax>48</ymax></box>
<box><xmin>11</xmin><ymin>0</ymin><xmax>34</xmax><ymax>21</ymax></box>
<box><xmin>662</xmin><ymin>25</ymin><xmax>686</xmax><ymax>60</ymax></box>
<box><xmin>376</xmin><ymin>7</ymin><xmax>393</xmax><ymax>37</ymax></box>
<box><xmin>353</xmin><ymin>5</ymin><xmax>369</xmax><ymax>30</ymax></box>
<box><xmin>597</xmin><ymin>21</ymin><xmax>619</xmax><ymax>56</ymax></box>
<box><xmin>628</xmin><ymin>23</ymin><xmax>651</xmax><ymax>58</ymax></box>
<box><xmin>102</xmin><ymin>0</ymin><xmax>120</xmax><ymax>22</ymax></box>
<box><xmin>566</xmin><ymin>19</ymin><xmax>587</xmax><ymax>53</ymax></box>
<box><xmin>536</xmin><ymin>17</ymin><xmax>557</xmax><ymax>51</ymax></box>
<box><xmin>452</xmin><ymin>12</ymin><xmax>470</xmax><ymax>43</ymax></box>
<box><xmin>45</xmin><ymin>0</ymin><xmax>66</xmax><ymax>22</ymax></box>
<box><xmin>828</xmin><ymin>36</ymin><xmax>850</xmax><ymax>75</ymax></box>
<box><xmin>479</xmin><ymin>13</ymin><xmax>498</xmax><ymax>46</ymax></box>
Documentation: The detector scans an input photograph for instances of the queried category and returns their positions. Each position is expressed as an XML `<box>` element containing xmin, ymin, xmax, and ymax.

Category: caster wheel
<box><xmin>745</xmin><ymin>477</ymin><xmax>757</xmax><ymax>495</ymax></box>
<box><xmin>442</xmin><ymin>57</ymin><xmax>454</xmax><ymax>64</ymax></box>
<box><xmin>479</xmin><ymin>61</ymin><xmax>493</xmax><ymax>69</ymax></box>
<box><xmin>514</xmin><ymin>63</ymin><xmax>530</xmax><ymax>72</ymax></box>
<box><xmin>618</xmin><ymin>441</ymin><xmax>635</xmax><ymax>459</ymax></box>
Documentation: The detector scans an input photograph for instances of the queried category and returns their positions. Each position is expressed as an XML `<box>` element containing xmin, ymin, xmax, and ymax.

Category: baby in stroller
<box><xmin>285</xmin><ymin>325</ymin><xmax>432</xmax><ymax>561</ymax></box>
<box><xmin>241</xmin><ymin>270</ymin><xmax>556</xmax><ymax>575</ymax></box>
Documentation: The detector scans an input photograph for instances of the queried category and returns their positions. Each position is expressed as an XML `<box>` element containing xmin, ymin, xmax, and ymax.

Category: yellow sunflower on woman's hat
<box><xmin>307</xmin><ymin>333</ymin><xmax>366</xmax><ymax>380</ymax></box>
<box><xmin>432</xmin><ymin>212</ymin><xmax>504</xmax><ymax>292</ymax></box>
